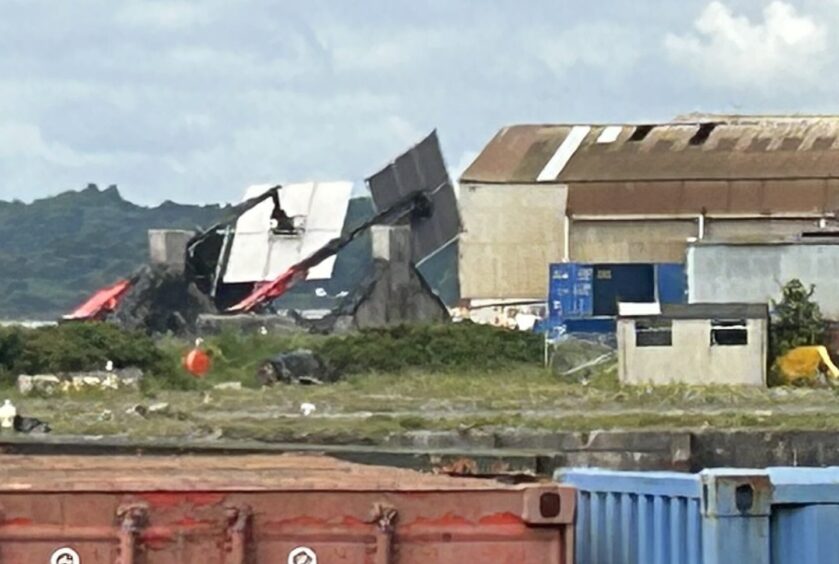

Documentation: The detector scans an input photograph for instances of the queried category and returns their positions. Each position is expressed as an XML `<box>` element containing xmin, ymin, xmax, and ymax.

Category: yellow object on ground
<box><xmin>777</xmin><ymin>345</ymin><xmax>839</xmax><ymax>384</ymax></box>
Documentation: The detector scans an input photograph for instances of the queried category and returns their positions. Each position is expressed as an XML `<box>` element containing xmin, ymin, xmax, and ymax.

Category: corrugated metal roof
<box><xmin>462</xmin><ymin>117</ymin><xmax>839</xmax><ymax>184</ymax></box>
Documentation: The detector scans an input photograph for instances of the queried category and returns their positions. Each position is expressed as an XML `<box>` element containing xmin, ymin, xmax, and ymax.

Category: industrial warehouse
<box><xmin>458</xmin><ymin>115</ymin><xmax>839</xmax><ymax>385</ymax></box>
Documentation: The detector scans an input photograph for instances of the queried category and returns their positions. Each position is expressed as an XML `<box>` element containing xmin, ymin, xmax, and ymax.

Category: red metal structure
<box><xmin>0</xmin><ymin>454</ymin><xmax>575</xmax><ymax>563</ymax></box>
<box><xmin>62</xmin><ymin>279</ymin><xmax>134</xmax><ymax>321</ymax></box>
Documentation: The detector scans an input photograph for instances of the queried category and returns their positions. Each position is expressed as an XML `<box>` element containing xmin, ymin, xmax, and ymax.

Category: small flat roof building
<box><xmin>617</xmin><ymin>303</ymin><xmax>768</xmax><ymax>387</ymax></box>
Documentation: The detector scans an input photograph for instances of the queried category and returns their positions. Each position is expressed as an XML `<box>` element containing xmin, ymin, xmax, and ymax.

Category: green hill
<box><xmin>0</xmin><ymin>185</ymin><xmax>458</xmax><ymax>320</ymax></box>
<box><xmin>0</xmin><ymin>185</ymin><xmax>228</xmax><ymax>319</ymax></box>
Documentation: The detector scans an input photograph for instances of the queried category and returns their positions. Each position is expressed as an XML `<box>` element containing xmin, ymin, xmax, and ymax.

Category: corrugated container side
<box><xmin>562</xmin><ymin>470</ymin><xmax>702</xmax><ymax>564</ymax></box>
<box><xmin>768</xmin><ymin>467</ymin><xmax>839</xmax><ymax>564</ymax></box>
<box><xmin>557</xmin><ymin>468</ymin><xmax>771</xmax><ymax>564</ymax></box>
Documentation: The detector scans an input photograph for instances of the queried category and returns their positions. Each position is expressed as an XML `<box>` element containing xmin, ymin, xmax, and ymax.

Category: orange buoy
<box><xmin>183</xmin><ymin>346</ymin><xmax>211</xmax><ymax>378</ymax></box>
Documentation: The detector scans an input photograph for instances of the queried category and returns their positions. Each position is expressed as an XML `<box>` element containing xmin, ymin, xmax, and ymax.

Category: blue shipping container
<box><xmin>657</xmin><ymin>263</ymin><xmax>687</xmax><ymax>304</ymax></box>
<box><xmin>548</xmin><ymin>263</ymin><xmax>593</xmax><ymax>324</ymax></box>
<box><xmin>549</xmin><ymin>263</ymin><xmax>685</xmax><ymax>327</ymax></box>
<box><xmin>558</xmin><ymin>467</ymin><xmax>839</xmax><ymax>564</ymax></box>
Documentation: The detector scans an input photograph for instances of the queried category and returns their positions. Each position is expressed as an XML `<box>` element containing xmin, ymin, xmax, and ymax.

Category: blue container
<box><xmin>558</xmin><ymin>468</ymin><xmax>771</xmax><ymax>564</ymax></box>
<box><xmin>591</xmin><ymin>264</ymin><xmax>656</xmax><ymax>316</ymax></box>
<box><xmin>548</xmin><ymin>263</ymin><xmax>593</xmax><ymax>324</ymax></box>
<box><xmin>767</xmin><ymin>467</ymin><xmax>839</xmax><ymax>563</ymax></box>
<box><xmin>559</xmin><ymin>467</ymin><xmax>839</xmax><ymax>564</ymax></box>
<box><xmin>548</xmin><ymin>262</ymin><xmax>686</xmax><ymax>327</ymax></box>
<box><xmin>656</xmin><ymin>263</ymin><xmax>686</xmax><ymax>304</ymax></box>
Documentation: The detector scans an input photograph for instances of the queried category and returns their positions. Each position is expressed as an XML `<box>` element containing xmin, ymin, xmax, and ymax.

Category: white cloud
<box><xmin>116</xmin><ymin>2</ymin><xmax>211</xmax><ymax>29</ymax></box>
<box><xmin>540</xmin><ymin>23</ymin><xmax>643</xmax><ymax>79</ymax></box>
<box><xmin>665</xmin><ymin>1</ymin><xmax>828</xmax><ymax>89</ymax></box>
<box><xmin>0</xmin><ymin>123</ymin><xmax>108</xmax><ymax>167</ymax></box>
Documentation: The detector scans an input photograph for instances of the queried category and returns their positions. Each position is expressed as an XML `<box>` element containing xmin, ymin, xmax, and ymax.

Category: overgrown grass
<box><xmin>156</xmin><ymin>322</ymin><xmax>545</xmax><ymax>387</ymax></box>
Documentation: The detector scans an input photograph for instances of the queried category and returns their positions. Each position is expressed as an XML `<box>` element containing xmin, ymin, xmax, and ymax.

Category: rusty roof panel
<box><xmin>463</xmin><ymin>117</ymin><xmax>839</xmax><ymax>185</ymax></box>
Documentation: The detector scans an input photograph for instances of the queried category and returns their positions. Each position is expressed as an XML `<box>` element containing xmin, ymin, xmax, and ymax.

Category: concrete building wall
<box><xmin>704</xmin><ymin>218</ymin><xmax>822</xmax><ymax>240</ymax></box>
<box><xmin>618</xmin><ymin>318</ymin><xmax>767</xmax><ymax>386</ymax></box>
<box><xmin>458</xmin><ymin>182</ymin><xmax>567</xmax><ymax>300</ymax></box>
<box><xmin>688</xmin><ymin>243</ymin><xmax>839</xmax><ymax>319</ymax></box>
<box><xmin>569</xmin><ymin>219</ymin><xmax>698</xmax><ymax>263</ymax></box>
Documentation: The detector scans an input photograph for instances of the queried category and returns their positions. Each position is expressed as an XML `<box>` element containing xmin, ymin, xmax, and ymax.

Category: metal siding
<box><xmin>367</xmin><ymin>131</ymin><xmax>461</xmax><ymax>263</ymax></box>
<box><xmin>463</xmin><ymin>118</ymin><xmax>839</xmax><ymax>185</ymax></box>
<box><xmin>592</xmin><ymin>264</ymin><xmax>655</xmax><ymax>316</ymax></box>
<box><xmin>557</xmin><ymin>469</ymin><xmax>775</xmax><ymax>564</ymax></box>
<box><xmin>768</xmin><ymin>467</ymin><xmax>839</xmax><ymax>564</ymax></box>
<box><xmin>559</xmin><ymin>470</ymin><xmax>704</xmax><ymax>564</ymax></box>
<box><xmin>656</xmin><ymin>263</ymin><xmax>686</xmax><ymax>304</ymax></box>
<box><xmin>548</xmin><ymin>263</ymin><xmax>593</xmax><ymax>325</ymax></box>
<box><xmin>562</xmin><ymin>467</ymin><xmax>839</xmax><ymax>564</ymax></box>
<box><xmin>563</xmin><ymin>317</ymin><xmax>616</xmax><ymax>334</ymax></box>
<box><xmin>771</xmin><ymin>505</ymin><xmax>839</xmax><ymax>564</ymax></box>
<box><xmin>0</xmin><ymin>455</ymin><xmax>576</xmax><ymax>564</ymax></box>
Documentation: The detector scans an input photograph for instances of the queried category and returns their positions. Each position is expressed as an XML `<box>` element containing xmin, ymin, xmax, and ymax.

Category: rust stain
<box><xmin>138</xmin><ymin>492</ymin><xmax>225</xmax><ymax>508</ymax></box>
<box><xmin>478</xmin><ymin>512</ymin><xmax>522</xmax><ymax>526</ymax></box>
<box><xmin>403</xmin><ymin>512</ymin><xmax>473</xmax><ymax>530</ymax></box>
<box><xmin>341</xmin><ymin>515</ymin><xmax>369</xmax><ymax>528</ymax></box>
<box><xmin>463</xmin><ymin>117</ymin><xmax>839</xmax><ymax>216</ymax></box>
<box><xmin>172</xmin><ymin>516</ymin><xmax>216</xmax><ymax>528</ymax></box>
<box><xmin>0</xmin><ymin>518</ymin><xmax>33</xmax><ymax>526</ymax></box>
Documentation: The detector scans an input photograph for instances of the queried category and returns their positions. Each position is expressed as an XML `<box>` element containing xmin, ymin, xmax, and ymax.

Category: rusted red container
<box><xmin>0</xmin><ymin>454</ymin><xmax>575</xmax><ymax>563</ymax></box>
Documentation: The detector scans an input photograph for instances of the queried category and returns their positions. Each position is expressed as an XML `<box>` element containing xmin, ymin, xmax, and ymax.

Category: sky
<box><xmin>1</xmin><ymin>0</ymin><xmax>838</xmax><ymax>205</ymax></box>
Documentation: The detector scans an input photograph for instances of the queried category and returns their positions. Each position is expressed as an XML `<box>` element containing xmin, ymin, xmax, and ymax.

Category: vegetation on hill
<box><xmin>0</xmin><ymin>185</ymin><xmax>226</xmax><ymax>319</ymax></box>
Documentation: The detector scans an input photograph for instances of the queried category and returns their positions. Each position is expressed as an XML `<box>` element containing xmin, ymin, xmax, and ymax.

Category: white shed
<box><xmin>617</xmin><ymin>303</ymin><xmax>768</xmax><ymax>386</ymax></box>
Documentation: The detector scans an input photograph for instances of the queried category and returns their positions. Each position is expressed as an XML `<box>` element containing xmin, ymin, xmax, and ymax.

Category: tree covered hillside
<box><xmin>0</xmin><ymin>185</ymin><xmax>228</xmax><ymax>319</ymax></box>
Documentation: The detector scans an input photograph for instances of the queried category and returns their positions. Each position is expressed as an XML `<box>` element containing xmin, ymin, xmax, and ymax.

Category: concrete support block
<box><xmin>148</xmin><ymin>229</ymin><xmax>195</xmax><ymax>271</ymax></box>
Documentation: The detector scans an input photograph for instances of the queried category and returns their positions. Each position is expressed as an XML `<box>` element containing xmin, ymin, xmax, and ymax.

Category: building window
<box><xmin>635</xmin><ymin>319</ymin><xmax>672</xmax><ymax>347</ymax></box>
<box><xmin>711</xmin><ymin>319</ymin><xmax>748</xmax><ymax>346</ymax></box>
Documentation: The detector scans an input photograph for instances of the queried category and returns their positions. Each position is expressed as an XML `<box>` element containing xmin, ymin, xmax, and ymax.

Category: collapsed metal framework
<box><xmin>65</xmin><ymin>130</ymin><xmax>460</xmax><ymax>322</ymax></box>
<box><xmin>225</xmin><ymin>190</ymin><xmax>434</xmax><ymax>313</ymax></box>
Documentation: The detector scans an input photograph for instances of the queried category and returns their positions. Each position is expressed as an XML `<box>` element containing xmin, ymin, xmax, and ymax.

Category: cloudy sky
<box><xmin>1</xmin><ymin>0</ymin><xmax>837</xmax><ymax>205</ymax></box>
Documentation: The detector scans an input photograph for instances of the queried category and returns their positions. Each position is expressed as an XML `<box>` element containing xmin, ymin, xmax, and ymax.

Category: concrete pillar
<box><xmin>371</xmin><ymin>225</ymin><xmax>412</xmax><ymax>285</ymax></box>
<box><xmin>148</xmin><ymin>229</ymin><xmax>195</xmax><ymax>272</ymax></box>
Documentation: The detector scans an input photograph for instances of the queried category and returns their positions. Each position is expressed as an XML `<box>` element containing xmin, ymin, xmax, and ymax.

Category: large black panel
<box><xmin>366</xmin><ymin>130</ymin><xmax>461</xmax><ymax>261</ymax></box>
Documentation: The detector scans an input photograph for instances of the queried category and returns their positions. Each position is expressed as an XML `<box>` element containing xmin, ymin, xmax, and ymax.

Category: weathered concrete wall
<box><xmin>618</xmin><ymin>317</ymin><xmax>767</xmax><ymax>386</ymax></box>
<box><xmin>704</xmin><ymin>218</ymin><xmax>821</xmax><ymax>240</ymax></box>
<box><xmin>569</xmin><ymin>219</ymin><xmax>697</xmax><ymax>263</ymax></box>
<box><xmin>197</xmin><ymin>313</ymin><xmax>303</xmax><ymax>335</ymax></box>
<box><xmin>458</xmin><ymin>182</ymin><xmax>566</xmax><ymax>300</ymax></box>
<box><xmin>688</xmin><ymin>242</ymin><xmax>839</xmax><ymax>319</ymax></box>
<box><xmin>148</xmin><ymin>229</ymin><xmax>195</xmax><ymax>272</ymax></box>
<box><xmin>322</xmin><ymin>226</ymin><xmax>449</xmax><ymax>332</ymax></box>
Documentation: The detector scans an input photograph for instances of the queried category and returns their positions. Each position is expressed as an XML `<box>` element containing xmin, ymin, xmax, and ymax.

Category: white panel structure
<box><xmin>596</xmin><ymin>125</ymin><xmax>622</xmax><ymax>144</ymax></box>
<box><xmin>536</xmin><ymin>125</ymin><xmax>591</xmax><ymax>181</ymax></box>
<box><xmin>223</xmin><ymin>181</ymin><xmax>353</xmax><ymax>283</ymax></box>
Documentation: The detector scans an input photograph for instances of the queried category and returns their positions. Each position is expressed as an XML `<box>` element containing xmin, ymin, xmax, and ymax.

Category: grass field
<box><xmin>7</xmin><ymin>364</ymin><xmax>839</xmax><ymax>443</ymax></box>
